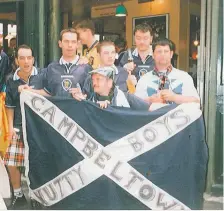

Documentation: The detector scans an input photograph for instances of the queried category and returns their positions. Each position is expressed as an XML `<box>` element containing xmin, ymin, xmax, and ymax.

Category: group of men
<box><xmin>1</xmin><ymin>19</ymin><xmax>200</xmax><ymax>210</ymax></box>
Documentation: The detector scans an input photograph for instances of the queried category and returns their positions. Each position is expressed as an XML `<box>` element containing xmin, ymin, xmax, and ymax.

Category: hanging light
<box><xmin>193</xmin><ymin>39</ymin><xmax>199</xmax><ymax>46</ymax></box>
<box><xmin>115</xmin><ymin>4</ymin><xmax>127</xmax><ymax>17</ymax></box>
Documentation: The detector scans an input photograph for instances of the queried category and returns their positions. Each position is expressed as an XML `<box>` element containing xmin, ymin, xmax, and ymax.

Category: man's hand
<box><xmin>78</xmin><ymin>57</ymin><xmax>89</xmax><ymax>65</ymax></box>
<box><xmin>127</xmin><ymin>73</ymin><xmax>137</xmax><ymax>86</ymax></box>
<box><xmin>124</xmin><ymin>62</ymin><xmax>136</xmax><ymax>73</ymax></box>
<box><xmin>69</xmin><ymin>88</ymin><xmax>87</xmax><ymax>101</ymax></box>
<box><xmin>18</xmin><ymin>84</ymin><xmax>33</xmax><ymax>93</ymax></box>
<box><xmin>160</xmin><ymin>89</ymin><xmax>176</xmax><ymax>102</ymax></box>
<box><xmin>7</xmin><ymin>128</ymin><xmax>18</xmax><ymax>141</ymax></box>
<box><xmin>144</xmin><ymin>93</ymin><xmax>164</xmax><ymax>103</ymax></box>
<box><xmin>97</xmin><ymin>100</ymin><xmax>110</xmax><ymax>109</ymax></box>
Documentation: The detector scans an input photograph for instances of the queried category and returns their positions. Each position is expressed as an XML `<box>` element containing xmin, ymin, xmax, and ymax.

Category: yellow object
<box><xmin>0</xmin><ymin>93</ymin><xmax>9</xmax><ymax>157</ymax></box>
<box><xmin>83</xmin><ymin>43</ymin><xmax>100</xmax><ymax>70</ymax></box>
<box><xmin>126</xmin><ymin>79</ymin><xmax>136</xmax><ymax>94</ymax></box>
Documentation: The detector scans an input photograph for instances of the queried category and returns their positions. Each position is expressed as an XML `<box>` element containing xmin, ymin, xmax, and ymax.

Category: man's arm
<box><xmin>160</xmin><ymin>72</ymin><xmax>200</xmax><ymax>104</ymax></box>
<box><xmin>126</xmin><ymin>93</ymin><xmax>150</xmax><ymax>111</ymax></box>
<box><xmin>30</xmin><ymin>89</ymin><xmax>51</xmax><ymax>96</ymax></box>
<box><xmin>18</xmin><ymin>84</ymin><xmax>51</xmax><ymax>96</ymax></box>
<box><xmin>160</xmin><ymin>89</ymin><xmax>200</xmax><ymax>104</ymax></box>
<box><xmin>135</xmin><ymin>76</ymin><xmax>149</xmax><ymax>99</ymax></box>
<box><xmin>5</xmin><ymin>108</ymin><xmax>17</xmax><ymax>140</ymax></box>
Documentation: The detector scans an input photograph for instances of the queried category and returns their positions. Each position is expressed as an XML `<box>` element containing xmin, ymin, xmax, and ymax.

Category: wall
<box><xmin>0</xmin><ymin>12</ymin><xmax>16</xmax><ymax>21</ymax></box>
<box><xmin>89</xmin><ymin>0</ymin><xmax>201</xmax><ymax>72</ymax></box>
<box><xmin>179</xmin><ymin>0</ymin><xmax>189</xmax><ymax>71</ymax></box>
<box><xmin>123</xmin><ymin>0</ymin><xmax>180</xmax><ymax>53</ymax></box>
<box><xmin>91</xmin><ymin>0</ymin><xmax>181</xmax><ymax>67</ymax></box>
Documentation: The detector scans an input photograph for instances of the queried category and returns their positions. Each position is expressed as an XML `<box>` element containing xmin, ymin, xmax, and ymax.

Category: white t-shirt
<box><xmin>135</xmin><ymin>67</ymin><xmax>200</xmax><ymax>101</ymax></box>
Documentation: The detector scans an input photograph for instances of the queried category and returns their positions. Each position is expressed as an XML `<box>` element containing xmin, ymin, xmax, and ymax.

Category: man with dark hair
<box><xmin>75</xmin><ymin>19</ymin><xmax>100</xmax><ymax>69</ymax></box>
<box><xmin>7</xmin><ymin>37</ymin><xmax>17</xmax><ymax>72</ymax></box>
<box><xmin>114</xmin><ymin>37</ymin><xmax>127</xmax><ymax>66</ymax></box>
<box><xmin>0</xmin><ymin>46</ymin><xmax>9</xmax><ymax>92</ymax></box>
<box><xmin>4</xmin><ymin>44</ymin><xmax>42</xmax><ymax>209</ymax></box>
<box><xmin>119</xmin><ymin>23</ymin><xmax>155</xmax><ymax>81</ymax></box>
<box><xmin>20</xmin><ymin>28</ymin><xmax>92</xmax><ymax>97</ymax></box>
<box><xmin>135</xmin><ymin>38</ymin><xmax>200</xmax><ymax>105</ymax></box>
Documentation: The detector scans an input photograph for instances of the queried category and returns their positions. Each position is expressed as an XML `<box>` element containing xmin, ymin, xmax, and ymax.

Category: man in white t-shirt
<box><xmin>135</xmin><ymin>38</ymin><xmax>200</xmax><ymax>105</ymax></box>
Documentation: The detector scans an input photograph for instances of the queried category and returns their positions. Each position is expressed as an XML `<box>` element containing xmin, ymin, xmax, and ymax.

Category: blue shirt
<box><xmin>5</xmin><ymin>67</ymin><xmax>42</xmax><ymax>127</ymax></box>
<box><xmin>40</xmin><ymin>57</ymin><xmax>92</xmax><ymax>98</ymax></box>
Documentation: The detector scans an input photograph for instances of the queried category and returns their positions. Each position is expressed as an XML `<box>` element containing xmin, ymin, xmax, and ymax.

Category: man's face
<box><xmin>16</xmin><ymin>48</ymin><xmax>34</xmax><ymax>73</ymax></box>
<box><xmin>10</xmin><ymin>39</ymin><xmax>16</xmax><ymax>48</ymax></box>
<box><xmin>134</xmin><ymin>30</ymin><xmax>152</xmax><ymax>51</ymax></box>
<box><xmin>92</xmin><ymin>73</ymin><xmax>112</xmax><ymax>96</ymax></box>
<box><xmin>58</xmin><ymin>32</ymin><xmax>77</xmax><ymax>58</ymax></box>
<box><xmin>76</xmin><ymin>28</ymin><xmax>90</xmax><ymax>45</ymax></box>
<box><xmin>99</xmin><ymin>45</ymin><xmax>116</xmax><ymax>66</ymax></box>
<box><xmin>153</xmin><ymin>45</ymin><xmax>173</xmax><ymax>67</ymax></box>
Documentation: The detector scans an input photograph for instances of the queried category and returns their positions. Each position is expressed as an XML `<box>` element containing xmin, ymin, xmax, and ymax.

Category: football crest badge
<box><xmin>62</xmin><ymin>78</ymin><xmax>72</xmax><ymax>91</ymax></box>
<box><xmin>139</xmin><ymin>68</ymin><xmax>148</xmax><ymax>77</ymax></box>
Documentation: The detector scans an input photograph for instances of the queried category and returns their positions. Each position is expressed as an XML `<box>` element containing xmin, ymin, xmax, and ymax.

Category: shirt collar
<box><xmin>112</xmin><ymin>64</ymin><xmax>119</xmax><ymax>75</ymax></box>
<box><xmin>13</xmin><ymin>66</ymin><xmax>38</xmax><ymax>81</ymax></box>
<box><xmin>88</xmin><ymin>40</ymin><xmax>98</xmax><ymax>51</ymax></box>
<box><xmin>132</xmin><ymin>48</ymin><xmax>152</xmax><ymax>57</ymax></box>
<box><xmin>59</xmin><ymin>55</ymin><xmax>80</xmax><ymax>65</ymax></box>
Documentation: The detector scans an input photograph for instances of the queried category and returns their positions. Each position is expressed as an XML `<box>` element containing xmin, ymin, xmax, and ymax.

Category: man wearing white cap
<box><xmin>73</xmin><ymin>66</ymin><xmax>151</xmax><ymax>110</ymax></box>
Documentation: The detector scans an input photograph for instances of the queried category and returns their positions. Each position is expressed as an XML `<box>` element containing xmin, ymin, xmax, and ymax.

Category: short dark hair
<box><xmin>134</xmin><ymin>23</ymin><xmax>153</xmax><ymax>36</ymax></box>
<box><xmin>152</xmin><ymin>38</ymin><xmax>174</xmax><ymax>52</ymax></box>
<box><xmin>97</xmin><ymin>40</ymin><xmax>115</xmax><ymax>53</ymax></box>
<box><xmin>60</xmin><ymin>28</ymin><xmax>77</xmax><ymax>41</ymax></box>
<box><xmin>75</xmin><ymin>19</ymin><xmax>95</xmax><ymax>35</ymax></box>
<box><xmin>10</xmin><ymin>37</ymin><xmax>16</xmax><ymax>42</ymax></box>
<box><xmin>114</xmin><ymin>38</ymin><xmax>127</xmax><ymax>49</ymax></box>
<box><xmin>15</xmin><ymin>44</ymin><xmax>33</xmax><ymax>58</ymax></box>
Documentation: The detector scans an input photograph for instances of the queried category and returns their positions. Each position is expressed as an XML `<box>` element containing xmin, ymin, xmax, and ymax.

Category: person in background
<box><xmin>114</xmin><ymin>37</ymin><xmax>127</xmax><ymax>66</ymax></box>
<box><xmin>75</xmin><ymin>19</ymin><xmax>100</xmax><ymax>69</ymax></box>
<box><xmin>0</xmin><ymin>45</ymin><xmax>9</xmax><ymax>92</ymax></box>
<box><xmin>7</xmin><ymin>37</ymin><xmax>17</xmax><ymax>73</ymax></box>
<box><xmin>82</xmin><ymin>40</ymin><xmax>128</xmax><ymax>98</ymax></box>
<box><xmin>119</xmin><ymin>23</ymin><xmax>154</xmax><ymax>81</ymax></box>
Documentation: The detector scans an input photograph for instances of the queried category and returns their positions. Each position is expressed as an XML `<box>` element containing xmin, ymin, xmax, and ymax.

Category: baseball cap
<box><xmin>89</xmin><ymin>66</ymin><xmax>117</xmax><ymax>80</ymax></box>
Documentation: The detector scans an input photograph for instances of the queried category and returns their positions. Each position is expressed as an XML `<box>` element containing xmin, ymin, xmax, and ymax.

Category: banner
<box><xmin>21</xmin><ymin>91</ymin><xmax>208</xmax><ymax>210</ymax></box>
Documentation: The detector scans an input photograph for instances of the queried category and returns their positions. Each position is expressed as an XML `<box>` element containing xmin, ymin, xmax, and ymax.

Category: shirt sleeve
<box><xmin>118</xmin><ymin>51</ymin><xmax>128</xmax><ymax>67</ymax></box>
<box><xmin>31</xmin><ymin>68</ymin><xmax>47</xmax><ymax>90</ymax></box>
<box><xmin>5</xmin><ymin>79</ymin><xmax>16</xmax><ymax>108</ymax></box>
<box><xmin>82</xmin><ymin>75</ymin><xmax>92</xmax><ymax>98</ymax></box>
<box><xmin>181</xmin><ymin>72</ymin><xmax>200</xmax><ymax>99</ymax></box>
<box><xmin>115</xmin><ymin>67</ymin><xmax>128</xmax><ymax>93</ymax></box>
<box><xmin>126</xmin><ymin>93</ymin><xmax>150</xmax><ymax>111</ymax></box>
<box><xmin>41</xmin><ymin>66</ymin><xmax>52</xmax><ymax>95</ymax></box>
<box><xmin>135</xmin><ymin>76</ymin><xmax>149</xmax><ymax>99</ymax></box>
